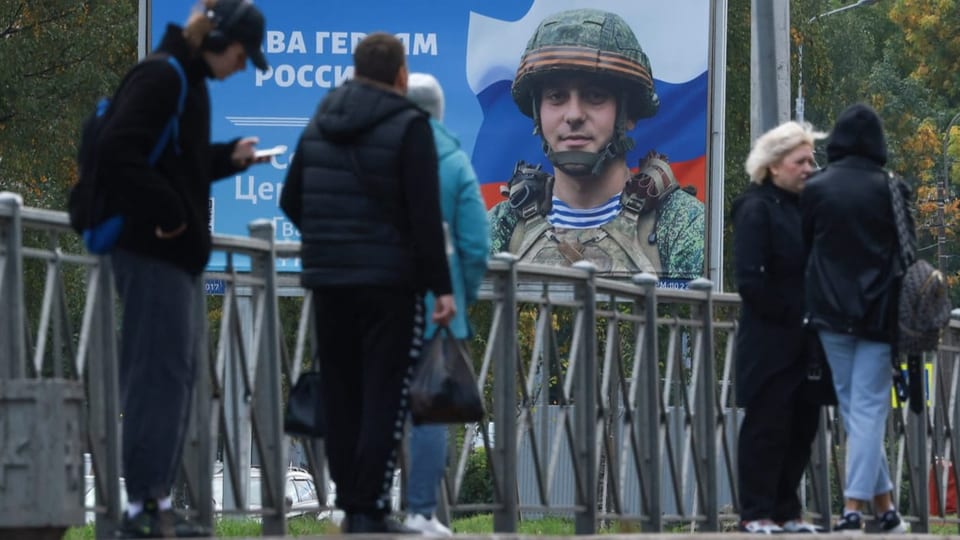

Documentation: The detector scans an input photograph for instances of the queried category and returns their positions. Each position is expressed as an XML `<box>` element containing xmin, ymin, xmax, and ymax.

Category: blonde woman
<box><xmin>732</xmin><ymin>121</ymin><xmax>827</xmax><ymax>533</ymax></box>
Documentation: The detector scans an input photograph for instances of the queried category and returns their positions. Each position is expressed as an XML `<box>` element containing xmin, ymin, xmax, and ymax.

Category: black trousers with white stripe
<box><xmin>313</xmin><ymin>286</ymin><xmax>424</xmax><ymax>516</ymax></box>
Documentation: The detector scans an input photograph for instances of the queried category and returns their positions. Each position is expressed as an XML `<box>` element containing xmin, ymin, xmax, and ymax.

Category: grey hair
<box><xmin>745</xmin><ymin>121</ymin><xmax>826</xmax><ymax>184</ymax></box>
<box><xmin>406</xmin><ymin>72</ymin><xmax>445</xmax><ymax>121</ymax></box>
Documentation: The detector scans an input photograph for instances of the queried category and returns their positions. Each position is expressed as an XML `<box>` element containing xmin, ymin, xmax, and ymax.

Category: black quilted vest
<box><xmin>296</xmin><ymin>92</ymin><xmax>423</xmax><ymax>289</ymax></box>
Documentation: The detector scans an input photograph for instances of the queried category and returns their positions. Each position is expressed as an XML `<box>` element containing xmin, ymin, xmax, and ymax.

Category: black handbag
<box><xmin>801</xmin><ymin>330</ymin><xmax>838</xmax><ymax>406</ymax></box>
<box><xmin>284</xmin><ymin>355</ymin><xmax>326</xmax><ymax>438</ymax></box>
<box><xmin>410</xmin><ymin>327</ymin><xmax>484</xmax><ymax>425</ymax></box>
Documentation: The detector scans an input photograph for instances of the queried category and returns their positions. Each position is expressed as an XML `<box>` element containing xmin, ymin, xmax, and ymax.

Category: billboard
<box><xmin>148</xmin><ymin>0</ymin><xmax>713</xmax><ymax>283</ymax></box>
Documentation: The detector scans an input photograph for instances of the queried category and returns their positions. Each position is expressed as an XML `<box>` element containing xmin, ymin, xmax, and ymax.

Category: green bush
<box><xmin>457</xmin><ymin>447</ymin><xmax>494</xmax><ymax>512</ymax></box>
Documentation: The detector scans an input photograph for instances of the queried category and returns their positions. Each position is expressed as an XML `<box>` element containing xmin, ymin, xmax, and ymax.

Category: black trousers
<box><xmin>313</xmin><ymin>286</ymin><xmax>423</xmax><ymax>516</ymax></box>
<box><xmin>113</xmin><ymin>249</ymin><xmax>201</xmax><ymax>502</ymax></box>
<box><xmin>738</xmin><ymin>372</ymin><xmax>822</xmax><ymax>522</ymax></box>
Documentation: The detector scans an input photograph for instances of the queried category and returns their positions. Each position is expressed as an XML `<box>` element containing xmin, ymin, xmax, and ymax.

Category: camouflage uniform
<box><xmin>488</xmin><ymin>153</ymin><xmax>705</xmax><ymax>280</ymax></box>
<box><xmin>491</xmin><ymin>8</ymin><xmax>705</xmax><ymax>280</ymax></box>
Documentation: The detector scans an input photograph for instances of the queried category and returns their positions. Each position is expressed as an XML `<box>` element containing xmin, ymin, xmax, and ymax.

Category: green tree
<box><xmin>888</xmin><ymin>0</ymin><xmax>960</xmax><ymax>104</ymax></box>
<box><xmin>0</xmin><ymin>1</ymin><xmax>137</xmax><ymax>209</ymax></box>
<box><xmin>1</xmin><ymin>1</ymin><xmax>138</xmax><ymax>374</ymax></box>
<box><xmin>720</xmin><ymin>0</ymin><xmax>752</xmax><ymax>292</ymax></box>
<box><xmin>885</xmin><ymin>0</ymin><xmax>960</xmax><ymax>298</ymax></box>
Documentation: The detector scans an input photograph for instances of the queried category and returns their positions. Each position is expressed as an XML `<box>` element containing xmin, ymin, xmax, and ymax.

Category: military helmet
<box><xmin>511</xmin><ymin>9</ymin><xmax>659</xmax><ymax>121</ymax></box>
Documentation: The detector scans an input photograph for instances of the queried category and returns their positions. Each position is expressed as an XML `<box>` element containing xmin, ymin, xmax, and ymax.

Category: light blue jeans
<box><xmin>818</xmin><ymin>330</ymin><xmax>895</xmax><ymax>500</ymax></box>
<box><xmin>406</xmin><ymin>423</ymin><xmax>447</xmax><ymax>516</ymax></box>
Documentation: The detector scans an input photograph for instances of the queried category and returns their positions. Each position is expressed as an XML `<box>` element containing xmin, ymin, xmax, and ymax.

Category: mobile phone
<box><xmin>254</xmin><ymin>144</ymin><xmax>288</xmax><ymax>159</ymax></box>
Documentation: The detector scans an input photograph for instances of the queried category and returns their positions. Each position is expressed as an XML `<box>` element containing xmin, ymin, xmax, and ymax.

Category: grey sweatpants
<box><xmin>112</xmin><ymin>249</ymin><xmax>201</xmax><ymax>503</ymax></box>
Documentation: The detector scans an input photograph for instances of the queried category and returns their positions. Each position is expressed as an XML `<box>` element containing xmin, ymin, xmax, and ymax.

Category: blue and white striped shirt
<box><xmin>546</xmin><ymin>193</ymin><xmax>622</xmax><ymax>229</ymax></box>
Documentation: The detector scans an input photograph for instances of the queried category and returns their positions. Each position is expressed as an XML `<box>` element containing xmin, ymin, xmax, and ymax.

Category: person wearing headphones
<box><xmin>91</xmin><ymin>0</ymin><xmax>270</xmax><ymax>536</ymax></box>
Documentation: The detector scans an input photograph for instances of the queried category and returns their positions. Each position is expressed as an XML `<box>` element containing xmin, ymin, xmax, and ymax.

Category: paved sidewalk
<box><xmin>5</xmin><ymin>531</ymin><xmax>950</xmax><ymax>539</ymax></box>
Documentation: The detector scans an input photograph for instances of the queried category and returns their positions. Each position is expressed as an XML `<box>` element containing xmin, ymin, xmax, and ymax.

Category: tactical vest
<box><xmin>507</xmin><ymin>152</ymin><xmax>679</xmax><ymax>276</ymax></box>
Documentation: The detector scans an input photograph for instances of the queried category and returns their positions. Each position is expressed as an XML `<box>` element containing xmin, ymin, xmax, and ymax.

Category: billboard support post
<box><xmin>138</xmin><ymin>0</ymin><xmax>150</xmax><ymax>59</ymax></box>
<box><xmin>750</xmin><ymin>0</ymin><xmax>791</xmax><ymax>140</ymax></box>
<box><xmin>706</xmin><ymin>0</ymin><xmax>728</xmax><ymax>290</ymax></box>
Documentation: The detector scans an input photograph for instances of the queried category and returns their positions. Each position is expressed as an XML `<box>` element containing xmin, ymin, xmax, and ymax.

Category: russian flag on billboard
<box><xmin>465</xmin><ymin>0</ymin><xmax>710</xmax><ymax>208</ymax></box>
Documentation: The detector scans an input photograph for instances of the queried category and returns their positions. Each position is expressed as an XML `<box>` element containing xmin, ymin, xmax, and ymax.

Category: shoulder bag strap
<box><xmin>886</xmin><ymin>171</ymin><xmax>915</xmax><ymax>268</ymax></box>
<box><xmin>886</xmin><ymin>170</ymin><xmax>912</xmax><ymax>396</ymax></box>
<box><xmin>147</xmin><ymin>55</ymin><xmax>188</xmax><ymax>165</ymax></box>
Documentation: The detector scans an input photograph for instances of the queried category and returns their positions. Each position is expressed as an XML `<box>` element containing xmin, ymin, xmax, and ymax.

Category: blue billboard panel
<box><xmin>149</xmin><ymin>1</ymin><xmax>710</xmax><ymax>274</ymax></box>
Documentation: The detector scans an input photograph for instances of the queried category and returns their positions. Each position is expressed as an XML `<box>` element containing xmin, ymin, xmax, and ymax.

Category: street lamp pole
<box><xmin>795</xmin><ymin>0</ymin><xmax>878</xmax><ymax>122</ymax></box>
<box><xmin>939</xmin><ymin>112</ymin><xmax>960</xmax><ymax>272</ymax></box>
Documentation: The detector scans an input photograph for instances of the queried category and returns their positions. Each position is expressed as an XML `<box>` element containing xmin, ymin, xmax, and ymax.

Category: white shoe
<box><xmin>739</xmin><ymin>519</ymin><xmax>784</xmax><ymax>534</ymax></box>
<box><xmin>404</xmin><ymin>513</ymin><xmax>453</xmax><ymax>537</ymax></box>
<box><xmin>780</xmin><ymin>519</ymin><xmax>823</xmax><ymax>533</ymax></box>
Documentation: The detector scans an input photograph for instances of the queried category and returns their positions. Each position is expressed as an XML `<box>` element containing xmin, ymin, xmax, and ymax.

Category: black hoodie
<box><xmin>96</xmin><ymin>25</ymin><xmax>244</xmax><ymax>275</ymax></box>
<box><xmin>280</xmin><ymin>79</ymin><xmax>451</xmax><ymax>295</ymax></box>
<box><xmin>801</xmin><ymin>103</ymin><xmax>905</xmax><ymax>341</ymax></box>
<box><xmin>826</xmin><ymin>103</ymin><xmax>888</xmax><ymax>166</ymax></box>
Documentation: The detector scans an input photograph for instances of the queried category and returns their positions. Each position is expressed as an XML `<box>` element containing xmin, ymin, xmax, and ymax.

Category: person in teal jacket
<box><xmin>403</xmin><ymin>72</ymin><xmax>490</xmax><ymax>536</ymax></box>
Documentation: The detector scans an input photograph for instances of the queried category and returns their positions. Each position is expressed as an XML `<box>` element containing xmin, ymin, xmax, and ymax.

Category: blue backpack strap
<box><xmin>147</xmin><ymin>55</ymin><xmax>188</xmax><ymax>165</ymax></box>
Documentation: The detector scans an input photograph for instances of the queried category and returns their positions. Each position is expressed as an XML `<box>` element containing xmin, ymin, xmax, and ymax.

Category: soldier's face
<box><xmin>769</xmin><ymin>143</ymin><xmax>817</xmax><ymax>194</ymax></box>
<box><xmin>539</xmin><ymin>78</ymin><xmax>623</xmax><ymax>155</ymax></box>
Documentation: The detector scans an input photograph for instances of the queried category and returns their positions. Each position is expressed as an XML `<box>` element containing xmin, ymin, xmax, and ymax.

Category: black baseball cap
<box><xmin>209</xmin><ymin>0</ymin><xmax>268</xmax><ymax>71</ymax></box>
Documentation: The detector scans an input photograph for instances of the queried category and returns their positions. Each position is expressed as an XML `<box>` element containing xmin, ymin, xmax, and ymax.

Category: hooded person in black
<box><xmin>93</xmin><ymin>1</ymin><xmax>271</xmax><ymax>537</ymax></box>
<box><xmin>802</xmin><ymin>103</ymin><xmax>910</xmax><ymax>534</ymax></box>
<box><xmin>280</xmin><ymin>33</ymin><xmax>455</xmax><ymax>534</ymax></box>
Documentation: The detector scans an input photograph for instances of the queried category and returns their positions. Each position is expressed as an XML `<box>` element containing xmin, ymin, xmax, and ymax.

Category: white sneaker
<box><xmin>780</xmin><ymin>519</ymin><xmax>823</xmax><ymax>533</ymax></box>
<box><xmin>404</xmin><ymin>513</ymin><xmax>453</xmax><ymax>537</ymax></box>
<box><xmin>739</xmin><ymin>519</ymin><xmax>784</xmax><ymax>534</ymax></box>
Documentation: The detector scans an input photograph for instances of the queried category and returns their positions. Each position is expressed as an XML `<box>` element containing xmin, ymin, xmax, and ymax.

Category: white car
<box><xmin>212</xmin><ymin>466</ymin><xmax>338</xmax><ymax>522</ymax></box>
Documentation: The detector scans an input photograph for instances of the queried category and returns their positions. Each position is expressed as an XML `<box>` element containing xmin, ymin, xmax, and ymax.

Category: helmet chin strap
<box><xmin>540</xmin><ymin>89</ymin><xmax>636</xmax><ymax>178</ymax></box>
<box><xmin>547</xmin><ymin>147</ymin><xmax>612</xmax><ymax>177</ymax></box>
<box><xmin>546</xmin><ymin>135</ymin><xmax>636</xmax><ymax>177</ymax></box>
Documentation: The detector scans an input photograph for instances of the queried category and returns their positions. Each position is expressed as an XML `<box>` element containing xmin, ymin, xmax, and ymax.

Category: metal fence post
<box><xmin>87</xmin><ymin>258</ymin><xmax>123</xmax><ymax>540</ymax></box>
<box><xmin>492</xmin><ymin>253</ymin><xmax>518</xmax><ymax>533</ymax></box>
<box><xmin>0</xmin><ymin>192</ymin><xmax>26</xmax><ymax>379</ymax></box>
<box><xmin>906</xmin><ymin>356</ymin><xmax>929</xmax><ymax>532</ymax></box>
<box><xmin>249</xmin><ymin>220</ymin><xmax>286</xmax><ymax>536</ymax></box>
<box><xmin>948</xmin><ymin>310</ymin><xmax>960</xmax><ymax>526</ymax></box>
<box><xmin>572</xmin><ymin>261</ymin><xmax>598</xmax><ymax>534</ymax></box>
<box><xmin>808</xmin><ymin>408</ymin><xmax>832</xmax><ymax>530</ymax></box>
<box><xmin>689</xmin><ymin>278</ymin><xmax>718</xmax><ymax>531</ymax></box>
<box><xmin>632</xmin><ymin>272</ymin><xmax>662</xmax><ymax>531</ymax></box>
<box><xmin>179</xmin><ymin>273</ymin><xmax>214</xmax><ymax>530</ymax></box>
<box><xmin>0</xmin><ymin>193</ymin><xmax>87</xmax><ymax>538</ymax></box>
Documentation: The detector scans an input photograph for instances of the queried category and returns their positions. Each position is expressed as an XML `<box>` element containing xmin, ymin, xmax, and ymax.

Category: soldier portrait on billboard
<box><xmin>486</xmin><ymin>8</ymin><xmax>705</xmax><ymax>281</ymax></box>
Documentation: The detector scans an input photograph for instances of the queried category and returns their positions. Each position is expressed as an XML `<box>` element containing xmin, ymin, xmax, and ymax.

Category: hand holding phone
<box><xmin>254</xmin><ymin>144</ymin><xmax>288</xmax><ymax>160</ymax></box>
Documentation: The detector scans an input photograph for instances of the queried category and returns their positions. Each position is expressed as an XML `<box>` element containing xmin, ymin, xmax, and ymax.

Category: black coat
<box><xmin>731</xmin><ymin>181</ymin><xmax>808</xmax><ymax>407</ymax></box>
<box><xmin>95</xmin><ymin>25</ymin><xmax>243</xmax><ymax>275</ymax></box>
<box><xmin>801</xmin><ymin>104</ymin><xmax>902</xmax><ymax>342</ymax></box>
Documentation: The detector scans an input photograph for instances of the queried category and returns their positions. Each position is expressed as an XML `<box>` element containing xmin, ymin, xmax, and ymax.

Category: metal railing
<box><xmin>2</xmin><ymin>193</ymin><xmax>959</xmax><ymax>537</ymax></box>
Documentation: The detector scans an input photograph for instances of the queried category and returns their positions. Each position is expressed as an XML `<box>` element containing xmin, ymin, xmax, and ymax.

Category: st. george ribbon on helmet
<box><xmin>511</xmin><ymin>9</ymin><xmax>660</xmax><ymax>176</ymax></box>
